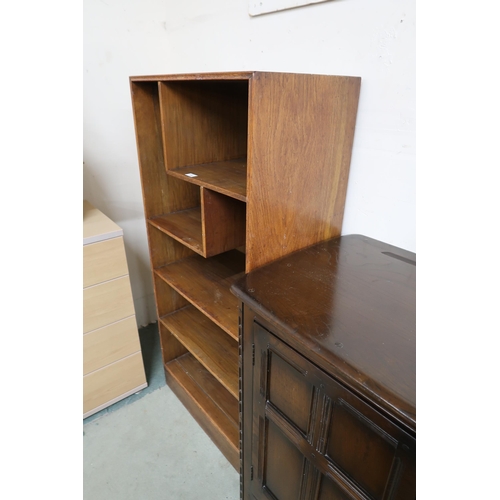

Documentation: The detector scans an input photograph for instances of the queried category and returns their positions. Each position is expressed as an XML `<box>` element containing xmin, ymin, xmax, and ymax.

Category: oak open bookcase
<box><xmin>130</xmin><ymin>71</ymin><xmax>361</xmax><ymax>471</ymax></box>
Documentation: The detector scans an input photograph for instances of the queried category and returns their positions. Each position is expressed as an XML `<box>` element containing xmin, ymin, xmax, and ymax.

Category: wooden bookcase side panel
<box><xmin>158</xmin><ymin>320</ymin><xmax>188</xmax><ymax>364</ymax></box>
<box><xmin>201</xmin><ymin>187</ymin><xmax>246</xmax><ymax>257</ymax></box>
<box><xmin>130</xmin><ymin>81</ymin><xmax>200</xmax><ymax>220</ymax></box>
<box><xmin>153</xmin><ymin>272</ymin><xmax>190</xmax><ymax>319</ymax></box>
<box><xmin>158</xmin><ymin>80</ymin><xmax>249</xmax><ymax>171</ymax></box>
<box><xmin>245</xmin><ymin>72</ymin><xmax>361</xmax><ymax>272</ymax></box>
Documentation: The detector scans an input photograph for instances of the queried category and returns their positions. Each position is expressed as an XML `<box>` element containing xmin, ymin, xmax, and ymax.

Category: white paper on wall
<box><xmin>249</xmin><ymin>0</ymin><xmax>334</xmax><ymax>17</ymax></box>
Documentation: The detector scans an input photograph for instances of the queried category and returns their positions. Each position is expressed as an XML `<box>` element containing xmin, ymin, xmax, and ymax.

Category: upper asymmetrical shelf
<box><xmin>166</xmin><ymin>158</ymin><xmax>247</xmax><ymax>202</ymax></box>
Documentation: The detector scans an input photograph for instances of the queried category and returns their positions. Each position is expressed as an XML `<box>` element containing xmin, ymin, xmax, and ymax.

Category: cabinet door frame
<box><xmin>243</xmin><ymin>314</ymin><xmax>415</xmax><ymax>500</ymax></box>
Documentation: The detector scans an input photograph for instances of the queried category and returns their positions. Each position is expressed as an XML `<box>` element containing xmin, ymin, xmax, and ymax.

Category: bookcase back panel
<box><xmin>159</xmin><ymin>80</ymin><xmax>248</xmax><ymax>170</ymax></box>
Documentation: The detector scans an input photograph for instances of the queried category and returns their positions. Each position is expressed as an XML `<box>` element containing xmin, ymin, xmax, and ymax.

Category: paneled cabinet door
<box><xmin>250</xmin><ymin>324</ymin><xmax>416</xmax><ymax>500</ymax></box>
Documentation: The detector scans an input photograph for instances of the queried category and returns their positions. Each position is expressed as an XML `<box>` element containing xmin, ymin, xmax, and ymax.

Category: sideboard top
<box><xmin>232</xmin><ymin>234</ymin><xmax>416</xmax><ymax>432</ymax></box>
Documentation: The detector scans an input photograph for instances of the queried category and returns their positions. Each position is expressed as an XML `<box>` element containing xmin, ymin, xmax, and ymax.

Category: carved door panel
<box><xmin>250</xmin><ymin>323</ymin><xmax>415</xmax><ymax>500</ymax></box>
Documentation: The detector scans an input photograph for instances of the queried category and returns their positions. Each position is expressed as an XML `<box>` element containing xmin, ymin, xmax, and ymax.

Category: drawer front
<box><xmin>83</xmin><ymin>236</ymin><xmax>128</xmax><ymax>288</ymax></box>
<box><xmin>83</xmin><ymin>316</ymin><xmax>141</xmax><ymax>375</ymax></box>
<box><xmin>251</xmin><ymin>323</ymin><xmax>415</xmax><ymax>500</ymax></box>
<box><xmin>83</xmin><ymin>276</ymin><xmax>135</xmax><ymax>333</ymax></box>
<box><xmin>83</xmin><ymin>351</ymin><xmax>146</xmax><ymax>416</ymax></box>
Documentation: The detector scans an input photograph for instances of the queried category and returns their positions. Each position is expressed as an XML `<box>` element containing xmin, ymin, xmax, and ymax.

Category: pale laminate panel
<box><xmin>83</xmin><ymin>200</ymin><xmax>123</xmax><ymax>245</ymax></box>
<box><xmin>83</xmin><ymin>352</ymin><xmax>147</xmax><ymax>415</ymax></box>
<box><xmin>83</xmin><ymin>316</ymin><xmax>140</xmax><ymax>375</ymax></box>
<box><xmin>83</xmin><ymin>236</ymin><xmax>129</xmax><ymax>288</ymax></box>
<box><xmin>83</xmin><ymin>276</ymin><xmax>135</xmax><ymax>333</ymax></box>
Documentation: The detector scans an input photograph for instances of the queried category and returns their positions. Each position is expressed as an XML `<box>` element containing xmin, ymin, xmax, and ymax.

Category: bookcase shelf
<box><xmin>164</xmin><ymin>353</ymin><xmax>239</xmax><ymax>470</ymax></box>
<box><xmin>166</xmin><ymin>158</ymin><xmax>247</xmax><ymax>202</ymax></box>
<box><xmin>130</xmin><ymin>71</ymin><xmax>361</xmax><ymax>472</ymax></box>
<box><xmin>160</xmin><ymin>306</ymin><xmax>238</xmax><ymax>398</ymax></box>
<box><xmin>154</xmin><ymin>250</ymin><xmax>245</xmax><ymax>339</ymax></box>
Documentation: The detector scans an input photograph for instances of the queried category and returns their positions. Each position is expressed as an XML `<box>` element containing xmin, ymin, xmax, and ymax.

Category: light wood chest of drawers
<box><xmin>83</xmin><ymin>201</ymin><xmax>147</xmax><ymax>418</ymax></box>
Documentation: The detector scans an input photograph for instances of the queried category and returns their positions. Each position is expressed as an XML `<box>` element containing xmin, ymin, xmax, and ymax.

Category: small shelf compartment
<box><xmin>149</xmin><ymin>207</ymin><xmax>203</xmax><ymax>254</ymax></box>
<box><xmin>166</xmin><ymin>158</ymin><xmax>247</xmax><ymax>202</ymax></box>
<box><xmin>148</xmin><ymin>188</ymin><xmax>245</xmax><ymax>258</ymax></box>
<box><xmin>164</xmin><ymin>353</ymin><xmax>239</xmax><ymax>470</ymax></box>
<box><xmin>154</xmin><ymin>250</ymin><xmax>245</xmax><ymax>339</ymax></box>
<box><xmin>160</xmin><ymin>306</ymin><xmax>238</xmax><ymax>399</ymax></box>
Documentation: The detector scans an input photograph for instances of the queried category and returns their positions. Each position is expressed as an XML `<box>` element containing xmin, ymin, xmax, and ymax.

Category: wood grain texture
<box><xmin>158</xmin><ymin>318</ymin><xmax>188</xmax><ymax>364</ymax></box>
<box><xmin>247</xmin><ymin>321</ymin><xmax>415</xmax><ymax>500</ymax></box>
<box><xmin>83</xmin><ymin>316</ymin><xmax>141</xmax><ymax>375</ymax></box>
<box><xmin>159</xmin><ymin>80</ymin><xmax>248</xmax><ymax>171</ymax></box>
<box><xmin>177</xmin><ymin>353</ymin><xmax>238</xmax><ymax>427</ymax></box>
<box><xmin>83</xmin><ymin>236</ymin><xmax>129</xmax><ymax>288</ymax></box>
<box><xmin>245</xmin><ymin>72</ymin><xmax>361</xmax><ymax>272</ymax></box>
<box><xmin>160</xmin><ymin>306</ymin><xmax>238</xmax><ymax>398</ymax></box>
<box><xmin>147</xmin><ymin>224</ymin><xmax>195</xmax><ymax>270</ymax></box>
<box><xmin>154</xmin><ymin>250</ymin><xmax>245</xmax><ymax>339</ymax></box>
<box><xmin>164</xmin><ymin>353</ymin><xmax>239</xmax><ymax>470</ymax></box>
<box><xmin>130</xmin><ymin>81</ymin><xmax>199</xmax><ymax>220</ymax></box>
<box><xmin>201</xmin><ymin>188</ymin><xmax>246</xmax><ymax>257</ymax></box>
<box><xmin>83</xmin><ymin>276</ymin><xmax>135</xmax><ymax>334</ymax></box>
<box><xmin>153</xmin><ymin>273</ymin><xmax>190</xmax><ymax>321</ymax></box>
<box><xmin>149</xmin><ymin>208</ymin><xmax>204</xmax><ymax>255</ymax></box>
<box><xmin>131</xmin><ymin>72</ymin><xmax>254</xmax><ymax>82</ymax></box>
<box><xmin>166</xmin><ymin>158</ymin><xmax>247</xmax><ymax>202</ymax></box>
<box><xmin>233</xmin><ymin>235</ymin><xmax>416</xmax><ymax>432</ymax></box>
<box><xmin>83</xmin><ymin>352</ymin><xmax>147</xmax><ymax>415</ymax></box>
<box><xmin>130</xmin><ymin>71</ymin><xmax>361</xmax><ymax>473</ymax></box>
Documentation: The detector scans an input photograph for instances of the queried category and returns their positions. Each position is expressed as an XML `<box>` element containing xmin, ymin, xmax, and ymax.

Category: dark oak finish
<box><xmin>130</xmin><ymin>71</ymin><xmax>361</xmax><ymax>471</ymax></box>
<box><xmin>232</xmin><ymin>235</ymin><xmax>416</xmax><ymax>499</ymax></box>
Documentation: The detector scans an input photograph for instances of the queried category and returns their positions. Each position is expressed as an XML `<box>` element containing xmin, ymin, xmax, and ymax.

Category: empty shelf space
<box><xmin>154</xmin><ymin>250</ymin><xmax>245</xmax><ymax>339</ymax></box>
<box><xmin>148</xmin><ymin>208</ymin><xmax>203</xmax><ymax>255</ymax></box>
<box><xmin>166</xmin><ymin>159</ymin><xmax>247</xmax><ymax>202</ymax></box>
<box><xmin>160</xmin><ymin>306</ymin><xmax>238</xmax><ymax>399</ymax></box>
<box><xmin>164</xmin><ymin>353</ymin><xmax>239</xmax><ymax>470</ymax></box>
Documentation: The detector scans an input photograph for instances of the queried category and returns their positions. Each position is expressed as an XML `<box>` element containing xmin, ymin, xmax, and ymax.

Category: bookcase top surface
<box><xmin>130</xmin><ymin>71</ymin><xmax>255</xmax><ymax>82</ymax></box>
<box><xmin>129</xmin><ymin>71</ymin><xmax>361</xmax><ymax>82</ymax></box>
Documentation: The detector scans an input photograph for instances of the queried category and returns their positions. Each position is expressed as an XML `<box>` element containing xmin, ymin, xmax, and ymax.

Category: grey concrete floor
<box><xmin>83</xmin><ymin>323</ymin><xmax>239</xmax><ymax>500</ymax></box>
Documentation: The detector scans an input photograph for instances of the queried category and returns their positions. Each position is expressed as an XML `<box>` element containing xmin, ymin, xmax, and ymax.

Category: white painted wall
<box><xmin>83</xmin><ymin>0</ymin><xmax>415</xmax><ymax>327</ymax></box>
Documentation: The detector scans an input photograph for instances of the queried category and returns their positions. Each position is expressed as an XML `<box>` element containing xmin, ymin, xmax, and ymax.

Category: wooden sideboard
<box><xmin>83</xmin><ymin>200</ymin><xmax>147</xmax><ymax>418</ymax></box>
<box><xmin>231</xmin><ymin>235</ymin><xmax>416</xmax><ymax>500</ymax></box>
